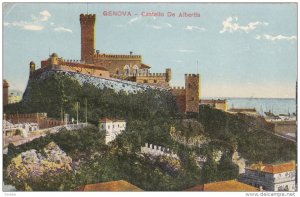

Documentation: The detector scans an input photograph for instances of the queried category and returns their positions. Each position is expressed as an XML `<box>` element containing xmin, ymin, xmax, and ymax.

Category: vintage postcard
<box><xmin>2</xmin><ymin>2</ymin><xmax>297</xmax><ymax>194</ymax></box>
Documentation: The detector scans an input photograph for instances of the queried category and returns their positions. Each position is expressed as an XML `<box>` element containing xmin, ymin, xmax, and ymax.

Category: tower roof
<box><xmin>51</xmin><ymin>53</ymin><xmax>58</xmax><ymax>58</ymax></box>
<box><xmin>30</xmin><ymin>61</ymin><xmax>35</xmax><ymax>65</ymax></box>
<box><xmin>3</xmin><ymin>79</ymin><xmax>9</xmax><ymax>86</ymax></box>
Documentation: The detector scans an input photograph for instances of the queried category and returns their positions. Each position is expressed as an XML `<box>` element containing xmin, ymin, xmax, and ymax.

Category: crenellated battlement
<box><xmin>80</xmin><ymin>14</ymin><xmax>96</xmax><ymax>22</ymax></box>
<box><xmin>136</xmin><ymin>73</ymin><xmax>166</xmax><ymax>77</ymax></box>
<box><xmin>93</xmin><ymin>53</ymin><xmax>142</xmax><ymax>60</ymax></box>
<box><xmin>171</xmin><ymin>86</ymin><xmax>185</xmax><ymax>90</ymax></box>
<box><xmin>185</xmin><ymin>73</ymin><xmax>200</xmax><ymax>77</ymax></box>
<box><xmin>141</xmin><ymin>143</ymin><xmax>179</xmax><ymax>159</ymax></box>
<box><xmin>63</xmin><ymin>59</ymin><xmax>83</xmax><ymax>63</ymax></box>
<box><xmin>171</xmin><ymin>86</ymin><xmax>186</xmax><ymax>96</ymax></box>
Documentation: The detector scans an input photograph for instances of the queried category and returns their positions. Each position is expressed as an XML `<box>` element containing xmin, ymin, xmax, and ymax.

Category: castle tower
<box><xmin>3</xmin><ymin>79</ymin><xmax>9</xmax><ymax>106</ymax></box>
<box><xmin>166</xmin><ymin>68</ymin><xmax>172</xmax><ymax>82</ymax></box>
<box><xmin>29</xmin><ymin>61</ymin><xmax>36</xmax><ymax>75</ymax></box>
<box><xmin>50</xmin><ymin>53</ymin><xmax>59</xmax><ymax>65</ymax></box>
<box><xmin>185</xmin><ymin>74</ymin><xmax>200</xmax><ymax>113</ymax></box>
<box><xmin>80</xmin><ymin>14</ymin><xmax>96</xmax><ymax>63</ymax></box>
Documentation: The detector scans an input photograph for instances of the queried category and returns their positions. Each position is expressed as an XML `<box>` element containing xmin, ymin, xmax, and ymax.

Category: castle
<box><xmin>29</xmin><ymin>13</ymin><xmax>201</xmax><ymax>113</ymax></box>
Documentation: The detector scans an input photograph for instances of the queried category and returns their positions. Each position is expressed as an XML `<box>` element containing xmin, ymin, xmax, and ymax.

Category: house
<box><xmin>99</xmin><ymin>118</ymin><xmax>126</xmax><ymax>144</ymax></box>
<box><xmin>239</xmin><ymin>161</ymin><xmax>296</xmax><ymax>191</ymax></box>
<box><xmin>76</xmin><ymin>180</ymin><xmax>142</xmax><ymax>191</ymax></box>
<box><xmin>185</xmin><ymin>180</ymin><xmax>259</xmax><ymax>191</ymax></box>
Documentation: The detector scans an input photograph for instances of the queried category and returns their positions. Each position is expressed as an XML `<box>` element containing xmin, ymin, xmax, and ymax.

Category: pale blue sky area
<box><xmin>3</xmin><ymin>3</ymin><xmax>298</xmax><ymax>98</ymax></box>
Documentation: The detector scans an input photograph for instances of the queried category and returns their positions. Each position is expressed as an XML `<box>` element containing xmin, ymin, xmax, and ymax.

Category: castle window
<box><xmin>154</xmin><ymin>80</ymin><xmax>157</xmax><ymax>83</ymax></box>
<box><xmin>143</xmin><ymin>80</ymin><xmax>148</xmax><ymax>83</ymax></box>
<box><xmin>189</xmin><ymin>83</ymin><xmax>191</xmax><ymax>88</ymax></box>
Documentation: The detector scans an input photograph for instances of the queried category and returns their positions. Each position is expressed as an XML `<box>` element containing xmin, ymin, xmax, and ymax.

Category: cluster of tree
<box><xmin>197</xmin><ymin>105</ymin><xmax>297</xmax><ymax>163</ymax></box>
<box><xmin>4</xmin><ymin>72</ymin><xmax>179</xmax><ymax>124</ymax></box>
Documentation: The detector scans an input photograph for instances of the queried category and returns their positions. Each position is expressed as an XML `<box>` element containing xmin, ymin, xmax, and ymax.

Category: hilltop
<box><xmin>5</xmin><ymin>70</ymin><xmax>179</xmax><ymax>124</ymax></box>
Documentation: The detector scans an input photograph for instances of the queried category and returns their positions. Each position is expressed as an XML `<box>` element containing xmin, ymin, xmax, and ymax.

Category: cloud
<box><xmin>54</xmin><ymin>27</ymin><xmax>72</xmax><ymax>33</ymax></box>
<box><xmin>39</xmin><ymin>10</ymin><xmax>51</xmax><ymax>21</ymax></box>
<box><xmin>177</xmin><ymin>49</ymin><xmax>194</xmax><ymax>53</ymax></box>
<box><xmin>31</xmin><ymin>10</ymin><xmax>51</xmax><ymax>22</ymax></box>
<box><xmin>23</xmin><ymin>24</ymin><xmax>44</xmax><ymax>31</ymax></box>
<box><xmin>4</xmin><ymin>10</ymin><xmax>51</xmax><ymax>31</ymax></box>
<box><xmin>147</xmin><ymin>24</ymin><xmax>162</xmax><ymax>29</ymax></box>
<box><xmin>4</xmin><ymin>21</ymin><xmax>44</xmax><ymax>31</ymax></box>
<box><xmin>256</xmin><ymin>34</ymin><xmax>297</xmax><ymax>41</ymax></box>
<box><xmin>220</xmin><ymin>16</ymin><xmax>268</xmax><ymax>34</ymax></box>
<box><xmin>165</xmin><ymin>23</ymin><xmax>172</xmax><ymax>28</ymax></box>
<box><xmin>185</xmin><ymin>25</ymin><xmax>206</xmax><ymax>32</ymax></box>
<box><xmin>128</xmin><ymin>17</ymin><xmax>140</xmax><ymax>24</ymax></box>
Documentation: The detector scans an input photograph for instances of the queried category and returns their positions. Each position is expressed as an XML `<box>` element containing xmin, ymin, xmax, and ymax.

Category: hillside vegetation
<box><xmin>3</xmin><ymin>72</ymin><xmax>297</xmax><ymax>191</ymax></box>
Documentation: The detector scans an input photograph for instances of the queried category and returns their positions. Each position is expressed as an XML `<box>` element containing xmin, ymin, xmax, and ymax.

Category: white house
<box><xmin>239</xmin><ymin>161</ymin><xmax>296</xmax><ymax>191</ymax></box>
<box><xmin>99</xmin><ymin>118</ymin><xmax>126</xmax><ymax>144</ymax></box>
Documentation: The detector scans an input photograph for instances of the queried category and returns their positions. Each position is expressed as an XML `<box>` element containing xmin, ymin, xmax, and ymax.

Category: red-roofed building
<box><xmin>76</xmin><ymin>180</ymin><xmax>142</xmax><ymax>191</ymax></box>
<box><xmin>240</xmin><ymin>161</ymin><xmax>296</xmax><ymax>191</ymax></box>
<box><xmin>185</xmin><ymin>180</ymin><xmax>259</xmax><ymax>192</ymax></box>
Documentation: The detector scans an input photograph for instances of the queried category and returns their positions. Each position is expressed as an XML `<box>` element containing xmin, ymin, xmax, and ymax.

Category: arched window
<box><xmin>133</xmin><ymin>65</ymin><xmax>139</xmax><ymax>76</ymax></box>
<box><xmin>123</xmin><ymin>65</ymin><xmax>130</xmax><ymax>75</ymax></box>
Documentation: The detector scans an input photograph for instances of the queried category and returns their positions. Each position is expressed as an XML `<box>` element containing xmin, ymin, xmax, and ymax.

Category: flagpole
<box><xmin>85</xmin><ymin>98</ymin><xmax>87</xmax><ymax>125</ymax></box>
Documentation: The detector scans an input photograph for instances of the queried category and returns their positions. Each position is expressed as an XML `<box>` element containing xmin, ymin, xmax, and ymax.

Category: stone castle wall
<box><xmin>141</xmin><ymin>143</ymin><xmax>179</xmax><ymax>159</ymax></box>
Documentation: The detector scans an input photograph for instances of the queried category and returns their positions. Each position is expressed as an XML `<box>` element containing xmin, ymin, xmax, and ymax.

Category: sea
<box><xmin>207</xmin><ymin>97</ymin><xmax>297</xmax><ymax>116</ymax></box>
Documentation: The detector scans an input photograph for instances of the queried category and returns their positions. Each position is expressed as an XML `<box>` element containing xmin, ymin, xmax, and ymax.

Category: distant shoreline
<box><xmin>202</xmin><ymin>97</ymin><xmax>296</xmax><ymax>100</ymax></box>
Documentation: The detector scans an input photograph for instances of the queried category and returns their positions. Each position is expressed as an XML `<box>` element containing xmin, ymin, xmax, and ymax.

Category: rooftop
<box><xmin>76</xmin><ymin>180</ymin><xmax>142</xmax><ymax>191</ymax></box>
<box><xmin>99</xmin><ymin>118</ymin><xmax>125</xmax><ymax>123</ymax></box>
<box><xmin>185</xmin><ymin>180</ymin><xmax>259</xmax><ymax>192</ymax></box>
<box><xmin>248</xmin><ymin>161</ymin><xmax>296</xmax><ymax>174</ymax></box>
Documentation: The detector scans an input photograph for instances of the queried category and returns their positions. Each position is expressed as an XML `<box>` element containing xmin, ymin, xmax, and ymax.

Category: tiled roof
<box><xmin>185</xmin><ymin>180</ymin><xmax>259</xmax><ymax>192</ymax></box>
<box><xmin>249</xmin><ymin>161</ymin><xmax>296</xmax><ymax>174</ymax></box>
<box><xmin>141</xmin><ymin>63</ymin><xmax>151</xmax><ymax>69</ymax></box>
<box><xmin>99</xmin><ymin>118</ymin><xmax>113</xmax><ymax>122</ymax></box>
<box><xmin>99</xmin><ymin>118</ymin><xmax>125</xmax><ymax>123</ymax></box>
<box><xmin>76</xmin><ymin>180</ymin><xmax>142</xmax><ymax>191</ymax></box>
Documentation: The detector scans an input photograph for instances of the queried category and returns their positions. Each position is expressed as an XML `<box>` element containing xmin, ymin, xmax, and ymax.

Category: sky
<box><xmin>2</xmin><ymin>2</ymin><xmax>298</xmax><ymax>98</ymax></box>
